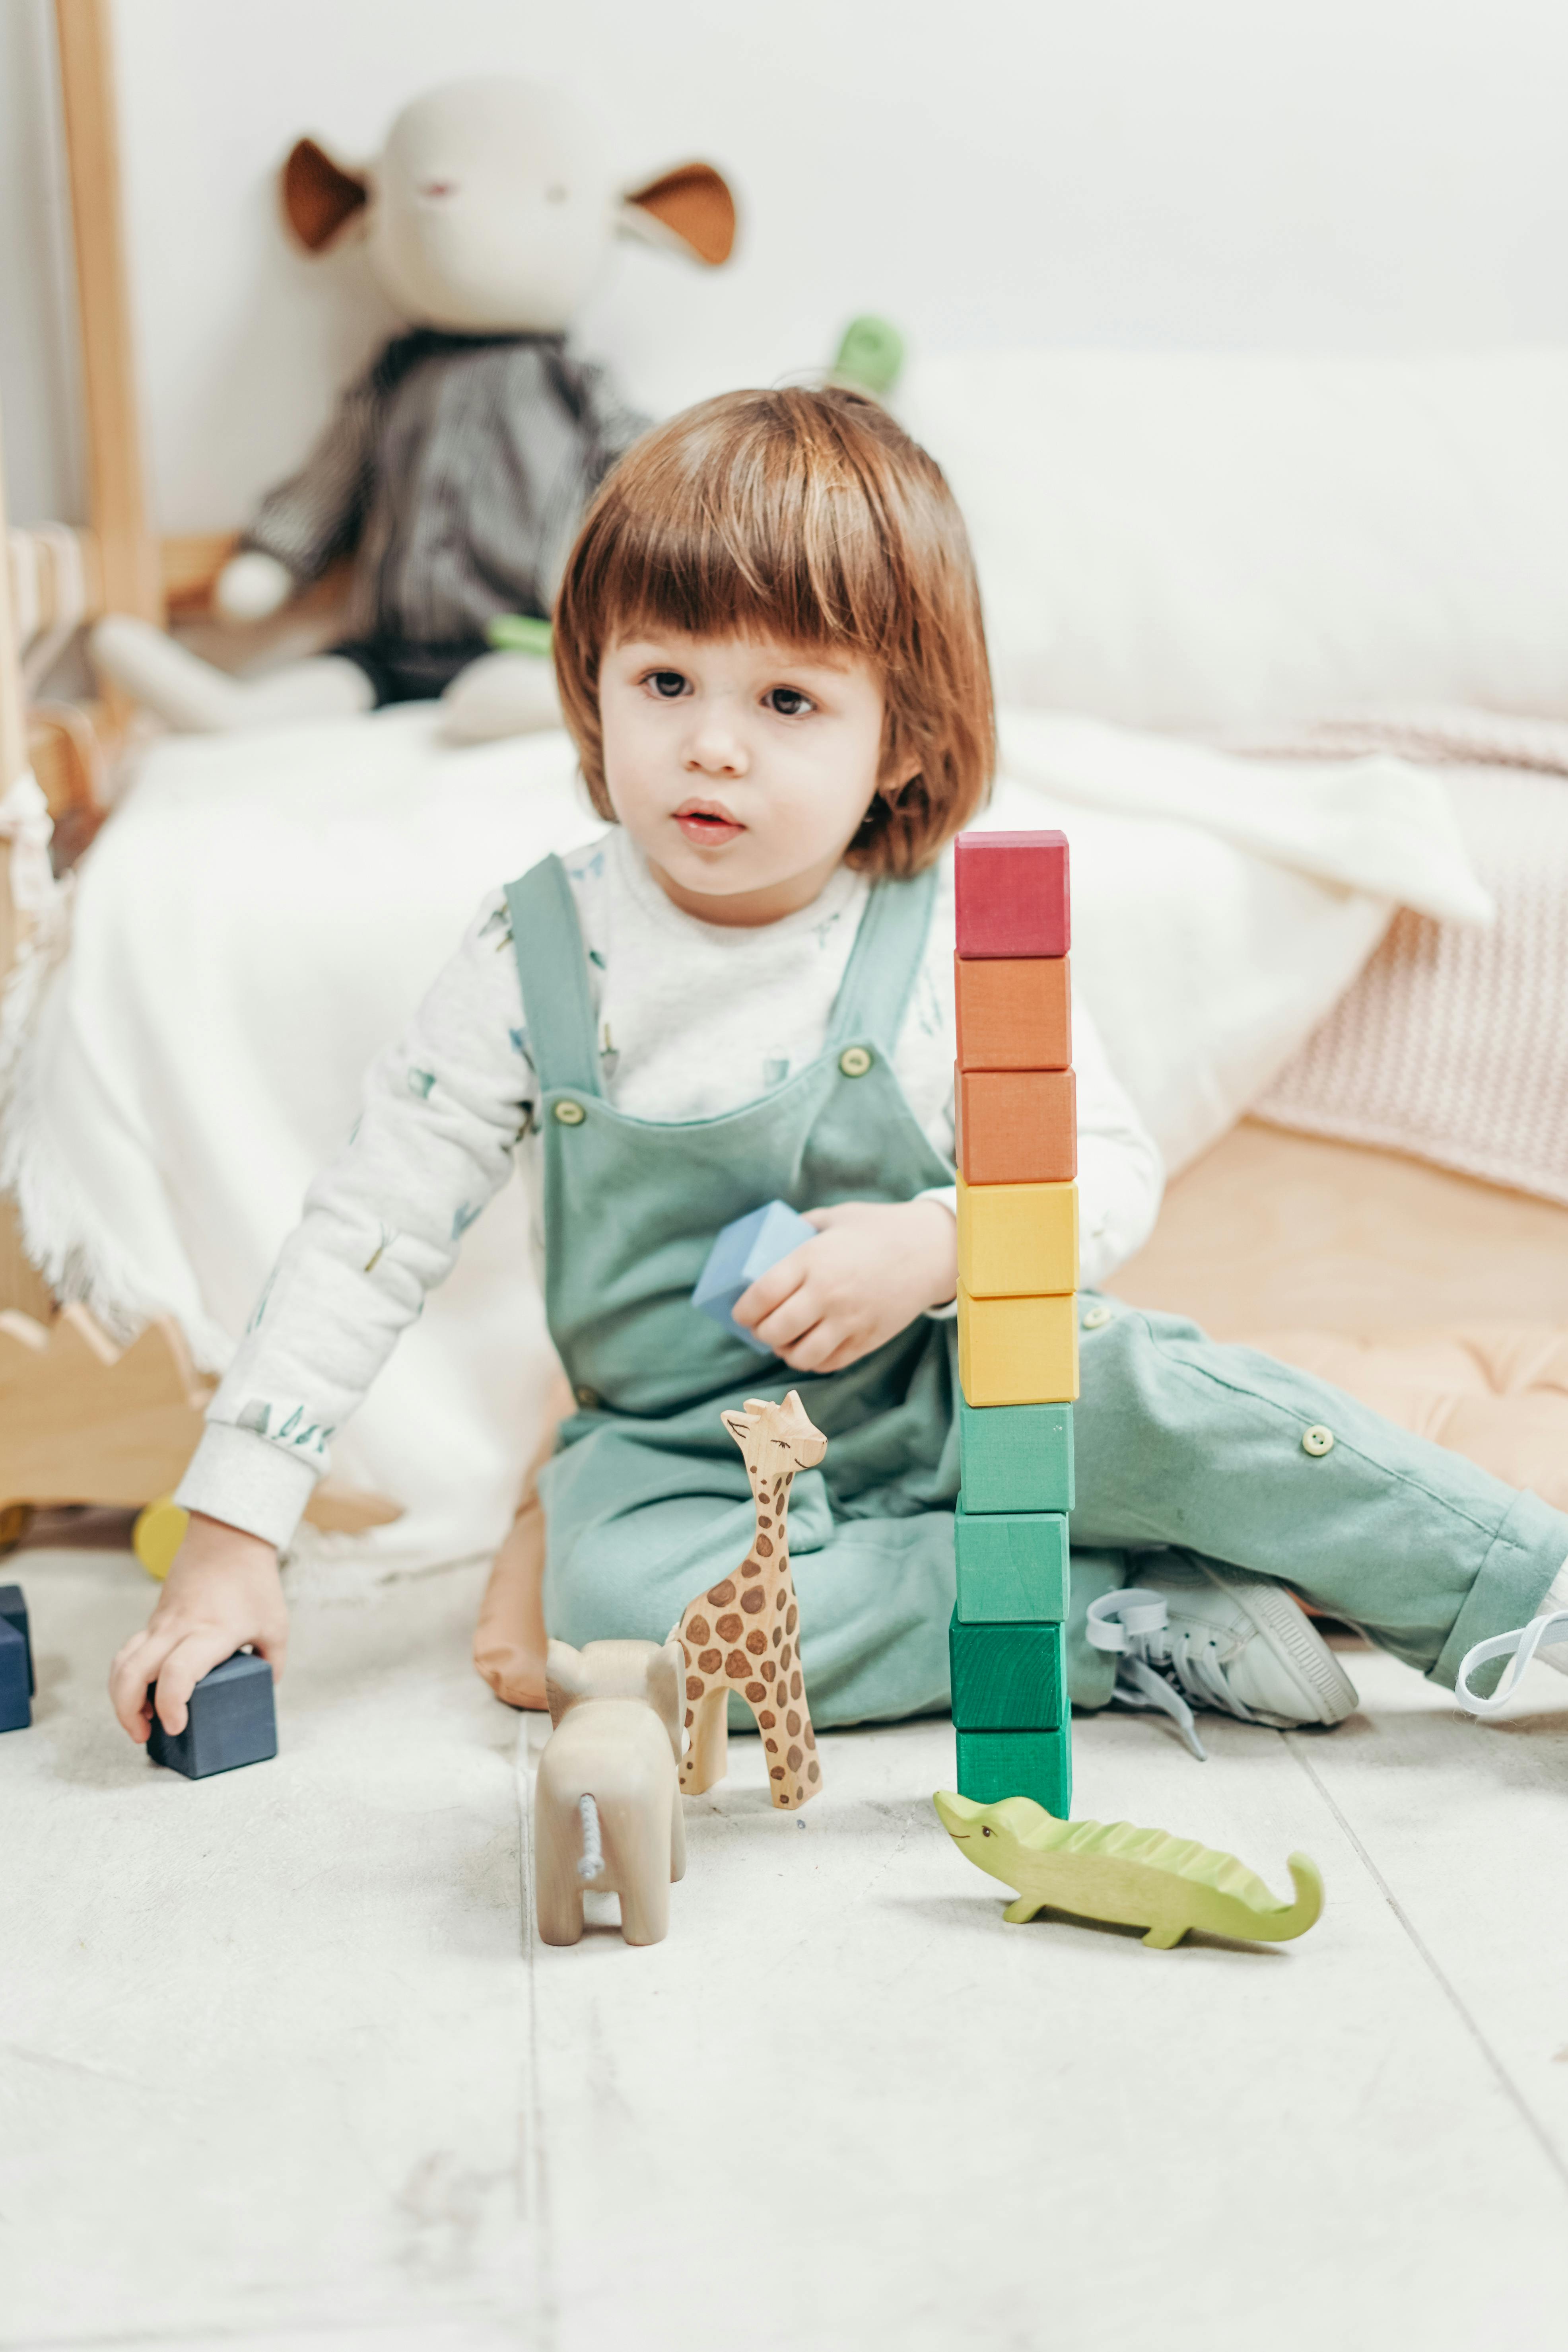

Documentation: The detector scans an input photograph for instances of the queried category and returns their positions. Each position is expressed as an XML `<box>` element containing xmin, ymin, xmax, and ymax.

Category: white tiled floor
<box><xmin>3</xmin><ymin>1548</ymin><xmax>1564</xmax><ymax>2352</ymax></box>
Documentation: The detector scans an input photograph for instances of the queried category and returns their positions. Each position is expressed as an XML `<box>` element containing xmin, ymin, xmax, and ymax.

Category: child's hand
<box><xmin>734</xmin><ymin>1198</ymin><xmax>957</xmax><ymax>1376</ymax></box>
<box><xmin>109</xmin><ymin>1512</ymin><xmax>288</xmax><ymax>1744</ymax></box>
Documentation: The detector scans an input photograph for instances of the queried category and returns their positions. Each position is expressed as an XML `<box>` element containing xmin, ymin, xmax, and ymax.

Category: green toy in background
<box><xmin>935</xmin><ymin>1792</ymin><xmax>1325</xmax><ymax>1949</ymax></box>
<box><xmin>830</xmin><ymin>314</ymin><xmax>907</xmax><ymax>400</ymax></box>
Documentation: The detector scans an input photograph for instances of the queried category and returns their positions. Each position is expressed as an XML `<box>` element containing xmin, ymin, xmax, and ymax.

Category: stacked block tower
<box><xmin>949</xmin><ymin>829</ymin><xmax>1076</xmax><ymax>1819</ymax></box>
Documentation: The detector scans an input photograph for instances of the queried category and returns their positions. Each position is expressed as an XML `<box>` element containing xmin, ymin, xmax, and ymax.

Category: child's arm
<box><xmin>109</xmin><ymin>894</ymin><xmax>534</xmax><ymax>1742</ymax></box>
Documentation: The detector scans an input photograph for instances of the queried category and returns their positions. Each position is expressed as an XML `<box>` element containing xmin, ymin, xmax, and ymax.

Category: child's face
<box><xmin>598</xmin><ymin>630</ymin><xmax>890</xmax><ymax>924</ymax></box>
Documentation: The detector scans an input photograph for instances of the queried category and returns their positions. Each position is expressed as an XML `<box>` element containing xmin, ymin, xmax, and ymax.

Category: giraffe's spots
<box><xmin>716</xmin><ymin>1613</ymin><xmax>742</xmax><ymax>1641</ymax></box>
<box><xmin>808</xmin><ymin>1760</ymin><xmax>820</xmax><ymax>1782</ymax></box>
<box><xmin>786</xmin><ymin>1603</ymin><xmax>799</xmax><ymax>1634</ymax></box>
<box><xmin>685</xmin><ymin>1676</ymin><xmax>703</xmax><ymax>1701</ymax></box>
<box><xmin>746</xmin><ymin>1681</ymin><xmax>766</xmax><ymax>1703</ymax></box>
<box><xmin>775</xmin><ymin>1588</ymin><xmax>787</xmax><ymax>1612</ymax></box>
<box><xmin>786</xmin><ymin>1745</ymin><xmax>803</xmax><ymax>1771</ymax></box>
<box><xmin>755</xmin><ymin>1535</ymin><xmax>774</xmax><ymax>1558</ymax></box>
<box><xmin>698</xmin><ymin>1648</ymin><xmax>721</xmax><ymax>1674</ymax></box>
<box><xmin>791</xmin><ymin>1672</ymin><xmax>803</xmax><ymax>1699</ymax></box>
<box><xmin>758</xmin><ymin>1514</ymin><xmax>772</xmax><ymax>1532</ymax></box>
<box><xmin>805</xmin><ymin>1725</ymin><xmax>816</xmax><ymax>1748</ymax></box>
<box><xmin>759</xmin><ymin>1709</ymin><xmax>777</xmax><ymax>1728</ymax></box>
<box><xmin>741</xmin><ymin>1586</ymin><xmax>765</xmax><ymax>1615</ymax></box>
<box><xmin>740</xmin><ymin>1558</ymin><xmax>762</xmax><ymax>1579</ymax></box>
<box><xmin>706</xmin><ymin>1580</ymin><xmax>736</xmax><ymax>1606</ymax></box>
<box><xmin>684</xmin><ymin>1708</ymin><xmax>694</xmax><ymax>1726</ymax></box>
<box><xmin>786</xmin><ymin>1710</ymin><xmax>801</xmax><ymax>1736</ymax></box>
<box><xmin>725</xmin><ymin>1650</ymin><xmax>750</xmax><ymax>1679</ymax></box>
<box><xmin>760</xmin><ymin>1660</ymin><xmax>777</xmax><ymax>1682</ymax></box>
<box><xmin>770</xmin><ymin>1767</ymin><xmax>785</xmax><ymax>1782</ymax></box>
<box><xmin>746</xmin><ymin>1630</ymin><xmax>766</xmax><ymax>1656</ymax></box>
<box><xmin>779</xmin><ymin>1642</ymin><xmax>793</xmax><ymax>1671</ymax></box>
<box><xmin>686</xmin><ymin>1615</ymin><xmax>711</xmax><ymax>1645</ymax></box>
<box><xmin>771</xmin><ymin>1626</ymin><xmax>782</xmax><ymax>1648</ymax></box>
<box><xmin>765</xmin><ymin>1738</ymin><xmax>778</xmax><ymax>1754</ymax></box>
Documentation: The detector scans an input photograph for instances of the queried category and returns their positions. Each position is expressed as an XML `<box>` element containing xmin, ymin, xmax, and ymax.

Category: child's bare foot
<box><xmin>108</xmin><ymin>1512</ymin><xmax>287</xmax><ymax>1742</ymax></box>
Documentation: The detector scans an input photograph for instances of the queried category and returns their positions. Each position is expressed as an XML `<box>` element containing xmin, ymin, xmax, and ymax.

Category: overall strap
<box><xmin>827</xmin><ymin>866</ymin><xmax>940</xmax><ymax>1051</ymax></box>
<box><xmin>504</xmin><ymin>855</ymin><xmax>602</xmax><ymax>1097</ymax></box>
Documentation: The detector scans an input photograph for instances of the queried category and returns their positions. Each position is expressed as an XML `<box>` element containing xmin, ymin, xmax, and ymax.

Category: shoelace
<box><xmin>1085</xmin><ymin>1587</ymin><xmax>1263</xmax><ymax>1762</ymax></box>
<box><xmin>1454</xmin><ymin>1607</ymin><xmax>1568</xmax><ymax>1719</ymax></box>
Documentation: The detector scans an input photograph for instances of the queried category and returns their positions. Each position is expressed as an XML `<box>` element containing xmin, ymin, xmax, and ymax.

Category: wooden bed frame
<box><xmin>4</xmin><ymin>2</ymin><xmax>1566</xmax><ymax>1565</ymax></box>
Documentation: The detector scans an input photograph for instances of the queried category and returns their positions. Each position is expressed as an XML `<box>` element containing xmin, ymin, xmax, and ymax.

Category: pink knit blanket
<box><xmin>1250</xmin><ymin>711</ymin><xmax>1568</xmax><ymax>1205</ymax></box>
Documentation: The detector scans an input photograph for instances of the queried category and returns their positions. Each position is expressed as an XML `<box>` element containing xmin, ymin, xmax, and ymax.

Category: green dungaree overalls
<box><xmin>507</xmin><ymin>853</ymin><xmax>1568</xmax><ymax>1727</ymax></box>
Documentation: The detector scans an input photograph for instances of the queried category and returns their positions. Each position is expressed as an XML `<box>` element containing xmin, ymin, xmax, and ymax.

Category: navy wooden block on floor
<box><xmin>148</xmin><ymin>1650</ymin><xmax>277</xmax><ymax>1779</ymax></box>
<box><xmin>0</xmin><ymin>1582</ymin><xmax>35</xmax><ymax>1697</ymax></box>
<box><xmin>0</xmin><ymin>1621</ymin><xmax>30</xmax><ymax>1733</ymax></box>
<box><xmin>949</xmin><ymin>1612</ymin><xmax>1067</xmax><ymax>1730</ymax></box>
<box><xmin>955</xmin><ymin>1506</ymin><xmax>1069</xmax><ymax>1624</ymax></box>
<box><xmin>956</xmin><ymin>1400</ymin><xmax>1074</xmax><ymax>1515</ymax></box>
<box><xmin>955</xmin><ymin>1728</ymin><xmax>1072</xmax><ymax>1817</ymax></box>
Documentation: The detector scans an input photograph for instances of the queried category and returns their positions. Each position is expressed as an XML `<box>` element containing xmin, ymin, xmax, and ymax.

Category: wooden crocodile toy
<box><xmin>934</xmin><ymin>1791</ymin><xmax>1324</xmax><ymax>1948</ymax></box>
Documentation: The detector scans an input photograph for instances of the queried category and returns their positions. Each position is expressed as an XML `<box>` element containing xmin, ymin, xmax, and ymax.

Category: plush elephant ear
<box><xmin>544</xmin><ymin>1639</ymin><xmax>588</xmax><ymax>1727</ymax></box>
<box><xmin>282</xmin><ymin>136</ymin><xmax>370</xmax><ymax>253</ymax></box>
<box><xmin>620</xmin><ymin>163</ymin><xmax>736</xmax><ymax>266</ymax></box>
<box><xmin>646</xmin><ymin>1641</ymin><xmax>686</xmax><ymax>1761</ymax></box>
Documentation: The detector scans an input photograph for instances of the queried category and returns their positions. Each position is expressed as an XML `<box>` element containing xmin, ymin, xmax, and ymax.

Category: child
<box><xmin>110</xmin><ymin>387</ymin><xmax>1568</xmax><ymax>1753</ymax></box>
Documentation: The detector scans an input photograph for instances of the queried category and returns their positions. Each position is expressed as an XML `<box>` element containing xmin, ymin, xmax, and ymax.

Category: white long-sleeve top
<box><xmin>176</xmin><ymin>830</ymin><xmax>1164</xmax><ymax>1547</ymax></box>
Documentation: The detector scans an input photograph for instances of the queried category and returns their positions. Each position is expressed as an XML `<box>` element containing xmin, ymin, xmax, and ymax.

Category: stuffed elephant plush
<box><xmin>535</xmin><ymin>1636</ymin><xmax>686</xmax><ymax>1948</ymax></box>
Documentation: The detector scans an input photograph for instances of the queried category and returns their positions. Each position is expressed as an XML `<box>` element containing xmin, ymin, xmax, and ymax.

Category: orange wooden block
<box><xmin>955</xmin><ymin>1068</ymin><xmax>1077</xmax><ymax>1185</ymax></box>
<box><xmin>955</xmin><ymin>954</ymin><xmax>1071</xmax><ymax>1072</ymax></box>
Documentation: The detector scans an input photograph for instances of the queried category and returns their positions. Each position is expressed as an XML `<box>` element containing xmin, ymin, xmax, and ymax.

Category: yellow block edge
<box><xmin>957</xmin><ymin>1287</ymin><xmax>1080</xmax><ymax>1406</ymax></box>
<box><xmin>956</xmin><ymin>1174</ymin><xmax>1079</xmax><ymax>1299</ymax></box>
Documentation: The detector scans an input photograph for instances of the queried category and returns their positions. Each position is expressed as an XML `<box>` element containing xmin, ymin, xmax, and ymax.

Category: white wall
<box><xmin>6</xmin><ymin>0</ymin><xmax>1568</xmax><ymax>530</ymax></box>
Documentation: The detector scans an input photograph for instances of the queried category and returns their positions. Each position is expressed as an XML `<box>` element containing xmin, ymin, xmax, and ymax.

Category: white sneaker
<box><xmin>1086</xmin><ymin>1556</ymin><xmax>1359</xmax><ymax>1761</ymax></box>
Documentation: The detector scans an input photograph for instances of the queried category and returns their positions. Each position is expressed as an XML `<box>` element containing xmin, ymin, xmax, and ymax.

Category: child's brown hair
<box><xmin>553</xmin><ymin>386</ymin><xmax>994</xmax><ymax>877</ymax></box>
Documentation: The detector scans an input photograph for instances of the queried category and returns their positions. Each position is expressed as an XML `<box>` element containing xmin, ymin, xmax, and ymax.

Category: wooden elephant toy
<box><xmin>535</xmin><ymin>1637</ymin><xmax>686</xmax><ymax>1947</ymax></box>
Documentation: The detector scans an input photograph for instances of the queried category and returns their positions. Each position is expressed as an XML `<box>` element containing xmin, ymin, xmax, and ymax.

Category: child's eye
<box><xmin>644</xmin><ymin>669</ymin><xmax>689</xmax><ymax>699</ymax></box>
<box><xmin>765</xmin><ymin>686</ymin><xmax>814</xmax><ymax>717</ymax></box>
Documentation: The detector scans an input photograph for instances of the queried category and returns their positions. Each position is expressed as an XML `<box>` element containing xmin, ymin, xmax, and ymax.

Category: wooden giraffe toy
<box><xmin>672</xmin><ymin>1391</ymin><xmax>828</xmax><ymax>1809</ymax></box>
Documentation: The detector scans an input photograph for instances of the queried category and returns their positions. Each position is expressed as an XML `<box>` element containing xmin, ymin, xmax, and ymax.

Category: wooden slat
<box><xmin>54</xmin><ymin>0</ymin><xmax>161</xmax><ymax>623</ymax></box>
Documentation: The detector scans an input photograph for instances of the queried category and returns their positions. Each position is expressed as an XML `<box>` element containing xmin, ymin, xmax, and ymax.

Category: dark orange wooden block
<box><xmin>955</xmin><ymin>1067</ymin><xmax>1077</xmax><ymax>1184</ymax></box>
<box><xmin>955</xmin><ymin>954</ymin><xmax>1071</xmax><ymax>1073</ymax></box>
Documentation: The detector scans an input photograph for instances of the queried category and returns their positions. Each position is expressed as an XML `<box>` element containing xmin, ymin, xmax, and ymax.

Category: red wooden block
<box><xmin>954</xmin><ymin>831</ymin><xmax>1070</xmax><ymax>959</ymax></box>
<box><xmin>955</xmin><ymin>1067</ymin><xmax>1077</xmax><ymax>1184</ymax></box>
<box><xmin>954</xmin><ymin>953</ymin><xmax>1072</xmax><ymax>1072</ymax></box>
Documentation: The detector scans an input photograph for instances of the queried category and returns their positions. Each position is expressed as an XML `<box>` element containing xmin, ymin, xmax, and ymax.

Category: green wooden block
<box><xmin>957</xmin><ymin>1400</ymin><xmax>1074</xmax><ymax>1514</ymax></box>
<box><xmin>955</xmin><ymin>1728</ymin><xmax>1072</xmax><ymax>1817</ymax></box>
<box><xmin>954</xmin><ymin>1505</ymin><xmax>1068</xmax><ymax>1623</ymax></box>
<box><xmin>949</xmin><ymin>1613</ymin><xmax>1066</xmax><ymax>1730</ymax></box>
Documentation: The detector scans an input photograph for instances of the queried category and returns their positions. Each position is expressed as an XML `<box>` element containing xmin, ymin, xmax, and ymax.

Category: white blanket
<box><xmin>1</xmin><ymin>707</ymin><xmax>1484</xmax><ymax>1569</ymax></box>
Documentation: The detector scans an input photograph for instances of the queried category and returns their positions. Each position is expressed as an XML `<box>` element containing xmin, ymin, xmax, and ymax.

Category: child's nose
<box><xmin>684</xmin><ymin>721</ymin><xmax>748</xmax><ymax>776</ymax></box>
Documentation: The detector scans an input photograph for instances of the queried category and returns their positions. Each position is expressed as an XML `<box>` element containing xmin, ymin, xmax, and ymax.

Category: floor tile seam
<box><xmin>514</xmin><ymin>1728</ymin><xmax>559</xmax><ymax>2351</ymax></box>
<box><xmin>1282</xmin><ymin>1728</ymin><xmax>1568</xmax><ymax>2198</ymax></box>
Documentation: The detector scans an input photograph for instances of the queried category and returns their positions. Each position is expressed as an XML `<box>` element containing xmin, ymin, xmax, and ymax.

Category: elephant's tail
<box><xmin>1266</xmin><ymin>1853</ymin><xmax>1325</xmax><ymax>1942</ymax></box>
<box><xmin>576</xmin><ymin>1792</ymin><xmax>604</xmax><ymax>1884</ymax></box>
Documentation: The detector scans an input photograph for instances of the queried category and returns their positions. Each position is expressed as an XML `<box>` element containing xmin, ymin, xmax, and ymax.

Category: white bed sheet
<box><xmin>2</xmin><ymin>706</ymin><xmax>1484</xmax><ymax>1569</ymax></box>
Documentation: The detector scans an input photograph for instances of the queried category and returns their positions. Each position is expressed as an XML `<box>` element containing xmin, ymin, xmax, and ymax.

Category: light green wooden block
<box><xmin>954</xmin><ymin>1506</ymin><xmax>1068</xmax><ymax>1624</ymax></box>
<box><xmin>957</xmin><ymin>1400</ymin><xmax>1074</xmax><ymax>1514</ymax></box>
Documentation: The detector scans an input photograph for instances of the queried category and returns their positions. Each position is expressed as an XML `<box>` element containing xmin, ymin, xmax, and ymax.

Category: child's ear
<box><xmin>620</xmin><ymin>163</ymin><xmax>737</xmax><ymax>266</ymax></box>
<box><xmin>282</xmin><ymin>136</ymin><xmax>371</xmax><ymax>253</ymax></box>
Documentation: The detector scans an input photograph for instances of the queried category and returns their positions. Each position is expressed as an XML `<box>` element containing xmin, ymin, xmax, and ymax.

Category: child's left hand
<box><xmin>733</xmin><ymin>1199</ymin><xmax>957</xmax><ymax>1375</ymax></box>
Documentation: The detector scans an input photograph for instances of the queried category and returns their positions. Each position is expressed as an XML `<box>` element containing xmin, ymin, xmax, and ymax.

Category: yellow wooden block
<box><xmin>957</xmin><ymin>1175</ymin><xmax>1078</xmax><ymax>1299</ymax></box>
<box><xmin>957</xmin><ymin>1288</ymin><xmax>1080</xmax><ymax>1405</ymax></box>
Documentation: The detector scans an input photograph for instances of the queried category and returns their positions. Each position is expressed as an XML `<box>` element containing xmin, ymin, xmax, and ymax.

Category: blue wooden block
<box><xmin>949</xmin><ymin>1613</ymin><xmax>1067</xmax><ymax>1730</ymax></box>
<box><xmin>148</xmin><ymin>1650</ymin><xmax>277</xmax><ymax>1779</ymax></box>
<box><xmin>0</xmin><ymin>1582</ymin><xmax>35</xmax><ymax>1696</ymax></box>
<box><xmin>954</xmin><ymin>1506</ymin><xmax>1069</xmax><ymax>1623</ymax></box>
<box><xmin>955</xmin><ymin>1728</ymin><xmax>1072</xmax><ymax>1816</ymax></box>
<box><xmin>957</xmin><ymin>1399</ymin><xmax>1074</xmax><ymax>1514</ymax></box>
<box><xmin>0</xmin><ymin>1622</ymin><xmax>30</xmax><ymax>1733</ymax></box>
<box><xmin>693</xmin><ymin>1201</ymin><xmax>817</xmax><ymax>1353</ymax></box>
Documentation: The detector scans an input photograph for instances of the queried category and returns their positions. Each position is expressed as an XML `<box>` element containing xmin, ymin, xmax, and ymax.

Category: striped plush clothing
<box><xmin>245</xmin><ymin>329</ymin><xmax>649</xmax><ymax>701</ymax></box>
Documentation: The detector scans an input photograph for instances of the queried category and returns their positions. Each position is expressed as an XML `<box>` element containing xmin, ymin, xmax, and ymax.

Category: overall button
<box><xmin>553</xmin><ymin>1098</ymin><xmax>587</xmax><ymax>1126</ymax></box>
<box><xmin>574</xmin><ymin>1384</ymin><xmax>600</xmax><ymax>1409</ymax></box>
<box><xmin>1302</xmin><ymin>1424</ymin><xmax>1335</xmax><ymax>1457</ymax></box>
<box><xmin>838</xmin><ymin>1046</ymin><xmax>874</xmax><ymax>1078</ymax></box>
<box><xmin>1082</xmin><ymin>1301</ymin><xmax>1114</xmax><ymax>1330</ymax></box>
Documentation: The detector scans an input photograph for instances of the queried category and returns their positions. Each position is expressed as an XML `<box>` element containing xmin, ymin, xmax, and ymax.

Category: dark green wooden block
<box><xmin>954</xmin><ymin>1505</ymin><xmax>1068</xmax><ymax>1623</ymax></box>
<box><xmin>949</xmin><ymin>1612</ymin><xmax>1066</xmax><ymax>1730</ymax></box>
<box><xmin>955</xmin><ymin>1728</ymin><xmax>1071</xmax><ymax>1816</ymax></box>
<box><xmin>957</xmin><ymin>1400</ymin><xmax>1074</xmax><ymax>1514</ymax></box>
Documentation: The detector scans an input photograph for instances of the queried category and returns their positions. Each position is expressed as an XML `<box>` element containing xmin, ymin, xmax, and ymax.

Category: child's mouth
<box><xmin>674</xmin><ymin>800</ymin><xmax>744</xmax><ymax>848</ymax></box>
